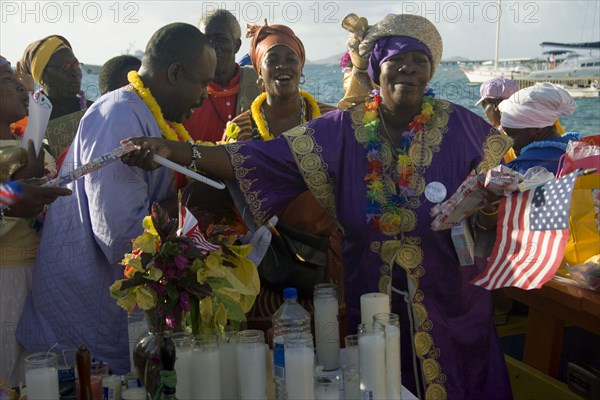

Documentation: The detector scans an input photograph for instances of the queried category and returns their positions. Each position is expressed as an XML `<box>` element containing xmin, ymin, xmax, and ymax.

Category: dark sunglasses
<box><xmin>46</xmin><ymin>61</ymin><xmax>83</xmax><ymax>72</ymax></box>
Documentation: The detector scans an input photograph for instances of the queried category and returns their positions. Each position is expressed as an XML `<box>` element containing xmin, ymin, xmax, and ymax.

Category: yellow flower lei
<box><xmin>127</xmin><ymin>71</ymin><xmax>193</xmax><ymax>143</ymax></box>
<box><xmin>249</xmin><ymin>89</ymin><xmax>321</xmax><ymax>141</ymax></box>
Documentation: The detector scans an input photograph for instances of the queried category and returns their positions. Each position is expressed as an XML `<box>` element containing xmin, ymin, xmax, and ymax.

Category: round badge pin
<box><xmin>425</xmin><ymin>181</ymin><xmax>447</xmax><ymax>203</ymax></box>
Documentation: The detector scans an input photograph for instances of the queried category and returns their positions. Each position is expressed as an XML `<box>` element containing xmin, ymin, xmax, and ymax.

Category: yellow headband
<box><xmin>31</xmin><ymin>37</ymin><xmax>68</xmax><ymax>83</ymax></box>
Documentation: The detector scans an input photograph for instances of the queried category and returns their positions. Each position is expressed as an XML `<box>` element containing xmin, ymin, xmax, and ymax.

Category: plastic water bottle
<box><xmin>272</xmin><ymin>287</ymin><xmax>311</xmax><ymax>400</ymax></box>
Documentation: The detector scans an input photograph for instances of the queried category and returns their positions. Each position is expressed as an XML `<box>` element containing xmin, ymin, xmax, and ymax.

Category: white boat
<box><xmin>459</xmin><ymin>58</ymin><xmax>538</xmax><ymax>83</ymax></box>
<box><xmin>516</xmin><ymin>42</ymin><xmax>600</xmax><ymax>98</ymax></box>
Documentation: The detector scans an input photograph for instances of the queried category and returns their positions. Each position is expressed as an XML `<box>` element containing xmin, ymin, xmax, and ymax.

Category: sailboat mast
<box><xmin>494</xmin><ymin>0</ymin><xmax>501</xmax><ymax>69</ymax></box>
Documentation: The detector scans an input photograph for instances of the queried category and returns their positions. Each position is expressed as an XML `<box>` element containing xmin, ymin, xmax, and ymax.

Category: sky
<box><xmin>1</xmin><ymin>0</ymin><xmax>599</xmax><ymax>66</ymax></box>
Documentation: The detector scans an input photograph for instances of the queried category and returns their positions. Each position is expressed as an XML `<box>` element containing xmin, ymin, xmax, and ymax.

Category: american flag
<box><xmin>177</xmin><ymin>205</ymin><xmax>220</xmax><ymax>254</ymax></box>
<box><xmin>0</xmin><ymin>182</ymin><xmax>23</xmax><ymax>209</ymax></box>
<box><xmin>471</xmin><ymin>171</ymin><xmax>579</xmax><ymax>290</ymax></box>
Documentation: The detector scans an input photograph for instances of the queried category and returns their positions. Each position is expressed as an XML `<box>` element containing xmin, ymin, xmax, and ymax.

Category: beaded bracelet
<box><xmin>188</xmin><ymin>141</ymin><xmax>201</xmax><ymax>171</ymax></box>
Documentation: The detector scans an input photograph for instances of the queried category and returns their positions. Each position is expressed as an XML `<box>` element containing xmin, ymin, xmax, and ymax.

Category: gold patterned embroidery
<box><xmin>226</xmin><ymin>143</ymin><xmax>270</xmax><ymax>226</ymax></box>
<box><xmin>425</xmin><ymin>383</ymin><xmax>448</xmax><ymax>400</ymax></box>
<box><xmin>381</xmin><ymin>240</ymin><xmax>402</xmax><ymax>265</ymax></box>
<box><xmin>412</xmin><ymin>303</ymin><xmax>427</xmax><ymax>326</ymax></box>
<box><xmin>352</xmin><ymin>100</ymin><xmax>452</xmax><ymax>397</ymax></box>
<box><xmin>290</xmin><ymin>134</ymin><xmax>315</xmax><ymax>155</ymax></box>
<box><xmin>283</xmin><ymin>125</ymin><xmax>338</xmax><ymax>222</ymax></box>
<box><xmin>409</xmin><ymin>143</ymin><xmax>433</xmax><ymax>167</ymax></box>
<box><xmin>395</xmin><ymin>242</ymin><xmax>423</xmax><ymax>270</ymax></box>
<box><xmin>415</xmin><ymin>331</ymin><xmax>433</xmax><ymax>356</ymax></box>
<box><xmin>378</xmin><ymin>275</ymin><xmax>391</xmax><ymax>293</ymax></box>
<box><xmin>398</xmin><ymin>208</ymin><xmax>417</xmax><ymax>232</ymax></box>
<box><xmin>423</xmin><ymin>359</ymin><xmax>442</xmax><ymax>383</ymax></box>
<box><xmin>477</xmin><ymin>130</ymin><xmax>514</xmax><ymax>173</ymax></box>
<box><xmin>379</xmin><ymin>212</ymin><xmax>403</xmax><ymax>236</ymax></box>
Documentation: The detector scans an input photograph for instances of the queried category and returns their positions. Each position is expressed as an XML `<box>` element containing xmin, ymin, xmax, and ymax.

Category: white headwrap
<box><xmin>499</xmin><ymin>82</ymin><xmax>576</xmax><ymax>129</ymax></box>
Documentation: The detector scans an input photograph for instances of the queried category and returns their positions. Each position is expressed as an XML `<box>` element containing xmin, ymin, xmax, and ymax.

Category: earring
<box><xmin>299</xmin><ymin>74</ymin><xmax>306</xmax><ymax>85</ymax></box>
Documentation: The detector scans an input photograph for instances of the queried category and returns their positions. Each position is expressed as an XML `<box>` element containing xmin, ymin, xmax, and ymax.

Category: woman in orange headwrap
<box><xmin>222</xmin><ymin>21</ymin><xmax>344</xmax><ymax>337</ymax></box>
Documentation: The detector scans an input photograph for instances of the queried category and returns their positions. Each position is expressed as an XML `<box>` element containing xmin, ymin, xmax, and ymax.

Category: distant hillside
<box><xmin>312</xmin><ymin>52</ymin><xmax>345</xmax><ymax>65</ymax></box>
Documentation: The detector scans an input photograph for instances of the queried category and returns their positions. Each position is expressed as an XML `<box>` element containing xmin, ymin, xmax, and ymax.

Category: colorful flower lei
<box><xmin>249</xmin><ymin>89</ymin><xmax>321</xmax><ymax>141</ymax></box>
<box><xmin>127</xmin><ymin>71</ymin><xmax>193</xmax><ymax>143</ymax></box>
<box><xmin>363</xmin><ymin>90</ymin><xmax>435</xmax><ymax>234</ymax></box>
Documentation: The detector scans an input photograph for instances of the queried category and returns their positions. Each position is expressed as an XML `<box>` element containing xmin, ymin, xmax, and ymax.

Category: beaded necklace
<box><xmin>250</xmin><ymin>89</ymin><xmax>320</xmax><ymax>140</ymax></box>
<box><xmin>127</xmin><ymin>71</ymin><xmax>192</xmax><ymax>143</ymax></box>
<box><xmin>362</xmin><ymin>92</ymin><xmax>435</xmax><ymax>234</ymax></box>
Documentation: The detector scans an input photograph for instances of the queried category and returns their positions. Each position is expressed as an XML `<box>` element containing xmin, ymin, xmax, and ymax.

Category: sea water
<box><xmin>82</xmin><ymin>63</ymin><xmax>599</xmax><ymax>134</ymax></box>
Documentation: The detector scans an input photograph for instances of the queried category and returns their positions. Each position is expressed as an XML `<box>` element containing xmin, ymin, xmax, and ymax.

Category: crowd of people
<box><xmin>1</xmin><ymin>8</ymin><xmax>594</xmax><ymax>399</ymax></box>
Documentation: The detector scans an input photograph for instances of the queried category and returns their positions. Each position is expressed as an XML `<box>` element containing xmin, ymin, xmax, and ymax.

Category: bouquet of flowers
<box><xmin>110</xmin><ymin>202</ymin><xmax>260</xmax><ymax>335</ymax></box>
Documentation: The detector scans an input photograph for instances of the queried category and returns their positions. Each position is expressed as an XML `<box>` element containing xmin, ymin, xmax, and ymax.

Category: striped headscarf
<box><xmin>17</xmin><ymin>35</ymin><xmax>72</xmax><ymax>90</ymax></box>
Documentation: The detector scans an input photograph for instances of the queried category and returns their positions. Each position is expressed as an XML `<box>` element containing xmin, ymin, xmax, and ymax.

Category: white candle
<box><xmin>360</xmin><ymin>293</ymin><xmax>390</xmax><ymax>324</ymax></box>
<box><xmin>25</xmin><ymin>367</ymin><xmax>60</xmax><ymax>400</ymax></box>
<box><xmin>374</xmin><ymin>313</ymin><xmax>402</xmax><ymax>400</ymax></box>
<box><xmin>314</xmin><ymin>285</ymin><xmax>340</xmax><ymax>371</ymax></box>
<box><xmin>285</xmin><ymin>346</ymin><xmax>315</xmax><ymax>400</ymax></box>
<box><xmin>192</xmin><ymin>343</ymin><xmax>221</xmax><ymax>399</ymax></box>
<box><xmin>237</xmin><ymin>341</ymin><xmax>267</xmax><ymax>399</ymax></box>
<box><xmin>344</xmin><ymin>335</ymin><xmax>359</xmax><ymax>367</ymax></box>
<box><xmin>175</xmin><ymin>346</ymin><xmax>193</xmax><ymax>400</ymax></box>
<box><xmin>384</xmin><ymin>325</ymin><xmax>401</xmax><ymax>400</ymax></box>
<box><xmin>358</xmin><ymin>330</ymin><xmax>387</xmax><ymax>400</ymax></box>
<box><xmin>219</xmin><ymin>334</ymin><xmax>239</xmax><ymax>399</ymax></box>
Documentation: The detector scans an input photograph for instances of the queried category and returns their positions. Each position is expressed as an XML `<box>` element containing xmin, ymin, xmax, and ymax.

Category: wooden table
<box><xmin>503</xmin><ymin>279</ymin><xmax>600</xmax><ymax>378</ymax></box>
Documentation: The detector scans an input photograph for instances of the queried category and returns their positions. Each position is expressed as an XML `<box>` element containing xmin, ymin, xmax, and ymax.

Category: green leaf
<box><xmin>146</xmin><ymin>263</ymin><xmax>163</xmax><ymax>281</ymax></box>
<box><xmin>133</xmin><ymin>232</ymin><xmax>157</xmax><ymax>255</ymax></box>
<box><xmin>226</xmin><ymin>253</ymin><xmax>260</xmax><ymax>296</ymax></box>
<box><xmin>116</xmin><ymin>292</ymin><xmax>137</xmax><ymax>313</ymax></box>
<box><xmin>206</xmin><ymin>277</ymin><xmax>233</xmax><ymax>291</ymax></box>
<box><xmin>136</xmin><ymin>287</ymin><xmax>157</xmax><ymax>310</ymax></box>
<box><xmin>214</xmin><ymin>290</ymin><xmax>245</xmax><ymax>321</ymax></box>
<box><xmin>109</xmin><ymin>280</ymin><xmax>123</xmax><ymax>298</ymax></box>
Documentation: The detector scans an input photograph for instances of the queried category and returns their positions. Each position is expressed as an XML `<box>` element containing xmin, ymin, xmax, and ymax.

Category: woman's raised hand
<box><xmin>120</xmin><ymin>137</ymin><xmax>191</xmax><ymax>170</ymax></box>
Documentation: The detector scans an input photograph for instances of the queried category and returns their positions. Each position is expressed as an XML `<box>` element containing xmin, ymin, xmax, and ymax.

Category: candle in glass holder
<box><xmin>360</xmin><ymin>293</ymin><xmax>390</xmax><ymax>324</ymax></box>
<box><xmin>24</xmin><ymin>352</ymin><xmax>60</xmax><ymax>400</ymax></box>
<box><xmin>374</xmin><ymin>313</ymin><xmax>401</xmax><ymax>400</ymax></box>
<box><xmin>219</xmin><ymin>328</ymin><xmax>239</xmax><ymax>399</ymax></box>
<box><xmin>343</xmin><ymin>334</ymin><xmax>359</xmax><ymax>367</ymax></box>
<box><xmin>285</xmin><ymin>333</ymin><xmax>315</xmax><ymax>400</ymax></box>
<box><xmin>171</xmin><ymin>332</ymin><xmax>193</xmax><ymax>400</ymax></box>
<box><xmin>358</xmin><ymin>323</ymin><xmax>387</xmax><ymax>400</ymax></box>
<box><xmin>237</xmin><ymin>330</ymin><xmax>267</xmax><ymax>400</ymax></box>
<box><xmin>342</xmin><ymin>364</ymin><xmax>360</xmax><ymax>400</ymax></box>
<box><xmin>192</xmin><ymin>334</ymin><xmax>221</xmax><ymax>399</ymax></box>
<box><xmin>314</xmin><ymin>283</ymin><xmax>340</xmax><ymax>371</ymax></box>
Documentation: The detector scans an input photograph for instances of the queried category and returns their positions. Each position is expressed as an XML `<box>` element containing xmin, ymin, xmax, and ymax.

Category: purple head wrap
<box><xmin>0</xmin><ymin>55</ymin><xmax>9</xmax><ymax>67</ymax></box>
<box><xmin>367</xmin><ymin>36</ymin><xmax>432</xmax><ymax>85</ymax></box>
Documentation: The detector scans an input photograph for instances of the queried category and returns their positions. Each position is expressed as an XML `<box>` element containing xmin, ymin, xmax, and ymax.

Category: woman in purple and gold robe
<box><xmin>124</xmin><ymin>13</ymin><xmax>513</xmax><ymax>400</ymax></box>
